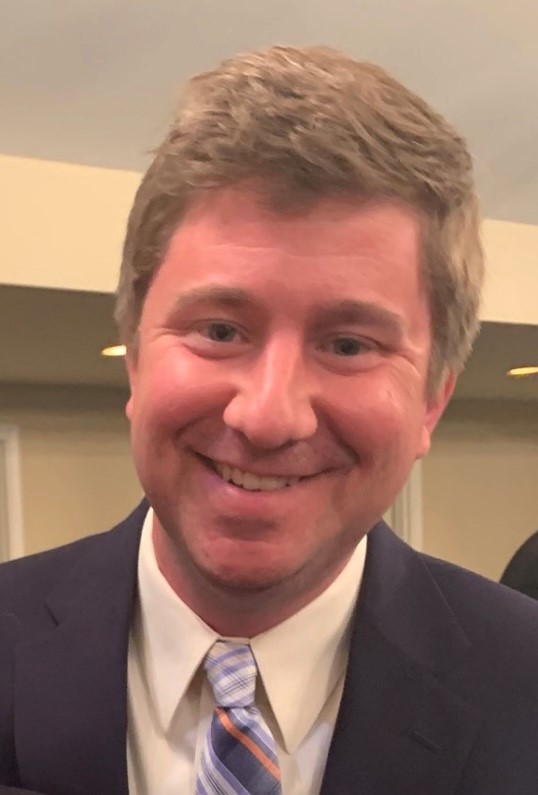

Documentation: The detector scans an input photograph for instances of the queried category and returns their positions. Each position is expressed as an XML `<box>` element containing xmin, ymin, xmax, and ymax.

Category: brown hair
<box><xmin>116</xmin><ymin>45</ymin><xmax>483</xmax><ymax>396</ymax></box>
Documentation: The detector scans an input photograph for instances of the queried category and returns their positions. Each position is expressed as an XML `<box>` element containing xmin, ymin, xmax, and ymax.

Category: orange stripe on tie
<box><xmin>216</xmin><ymin>708</ymin><xmax>281</xmax><ymax>781</ymax></box>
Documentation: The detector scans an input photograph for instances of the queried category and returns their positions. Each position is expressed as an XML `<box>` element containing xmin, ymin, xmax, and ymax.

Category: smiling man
<box><xmin>2</xmin><ymin>46</ymin><xmax>538</xmax><ymax>795</ymax></box>
<box><xmin>127</xmin><ymin>192</ymin><xmax>443</xmax><ymax>641</ymax></box>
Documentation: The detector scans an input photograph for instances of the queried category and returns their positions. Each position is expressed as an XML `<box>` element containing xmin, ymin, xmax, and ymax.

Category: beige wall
<box><xmin>423</xmin><ymin>399</ymin><xmax>538</xmax><ymax>582</ymax></box>
<box><xmin>0</xmin><ymin>383</ymin><xmax>141</xmax><ymax>555</ymax></box>
<box><xmin>0</xmin><ymin>154</ymin><xmax>140</xmax><ymax>294</ymax></box>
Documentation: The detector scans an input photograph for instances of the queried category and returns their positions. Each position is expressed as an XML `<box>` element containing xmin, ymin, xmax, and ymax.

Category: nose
<box><xmin>222</xmin><ymin>338</ymin><xmax>318</xmax><ymax>450</ymax></box>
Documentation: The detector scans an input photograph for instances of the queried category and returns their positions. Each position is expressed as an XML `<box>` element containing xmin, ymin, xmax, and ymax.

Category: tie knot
<box><xmin>204</xmin><ymin>641</ymin><xmax>257</xmax><ymax>708</ymax></box>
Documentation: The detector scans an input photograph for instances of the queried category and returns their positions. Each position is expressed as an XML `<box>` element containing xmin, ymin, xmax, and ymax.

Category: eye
<box><xmin>327</xmin><ymin>337</ymin><xmax>371</xmax><ymax>356</ymax></box>
<box><xmin>203</xmin><ymin>322</ymin><xmax>240</xmax><ymax>343</ymax></box>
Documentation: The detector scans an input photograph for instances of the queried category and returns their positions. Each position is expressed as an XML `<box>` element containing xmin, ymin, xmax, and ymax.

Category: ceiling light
<box><xmin>101</xmin><ymin>344</ymin><xmax>126</xmax><ymax>358</ymax></box>
<box><xmin>506</xmin><ymin>366</ymin><xmax>538</xmax><ymax>379</ymax></box>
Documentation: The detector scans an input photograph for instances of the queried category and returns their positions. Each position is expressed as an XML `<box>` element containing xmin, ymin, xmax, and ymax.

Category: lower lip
<box><xmin>193</xmin><ymin>455</ymin><xmax>320</xmax><ymax>516</ymax></box>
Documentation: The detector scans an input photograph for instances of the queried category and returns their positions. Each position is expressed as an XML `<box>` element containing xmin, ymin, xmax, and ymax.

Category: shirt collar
<box><xmin>136</xmin><ymin>508</ymin><xmax>218</xmax><ymax>731</ymax></box>
<box><xmin>251</xmin><ymin>538</ymin><xmax>366</xmax><ymax>751</ymax></box>
<box><xmin>136</xmin><ymin>507</ymin><xmax>366</xmax><ymax>749</ymax></box>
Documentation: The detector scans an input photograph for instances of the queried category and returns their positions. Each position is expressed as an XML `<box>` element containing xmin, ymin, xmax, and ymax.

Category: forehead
<box><xmin>151</xmin><ymin>189</ymin><xmax>425</xmax><ymax>324</ymax></box>
<box><xmin>142</xmin><ymin>190</ymin><xmax>429</xmax><ymax>352</ymax></box>
<box><xmin>142</xmin><ymin>187</ymin><xmax>430</xmax><ymax>346</ymax></box>
<box><xmin>172</xmin><ymin>187</ymin><xmax>421</xmax><ymax>261</ymax></box>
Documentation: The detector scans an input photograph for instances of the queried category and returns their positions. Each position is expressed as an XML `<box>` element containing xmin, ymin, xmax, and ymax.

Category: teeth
<box><xmin>214</xmin><ymin>462</ymin><xmax>300</xmax><ymax>491</ymax></box>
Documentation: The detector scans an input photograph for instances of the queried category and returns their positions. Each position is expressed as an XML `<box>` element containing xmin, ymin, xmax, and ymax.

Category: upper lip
<box><xmin>198</xmin><ymin>453</ymin><xmax>324</xmax><ymax>480</ymax></box>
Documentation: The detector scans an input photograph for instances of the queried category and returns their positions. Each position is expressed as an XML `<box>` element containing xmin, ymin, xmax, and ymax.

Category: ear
<box><xmin>417</xmin><ymin>372</ymin><xmax>456</xmax><ymax>459</ymax></box>
<box><xmin>124</xmin><ymin>347</ymin><xmax>138</xmax><ymax>421</ymax></box>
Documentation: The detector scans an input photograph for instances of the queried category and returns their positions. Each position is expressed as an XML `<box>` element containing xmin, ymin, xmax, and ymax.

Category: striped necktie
<box><xmin>196</xmin><ymin>641</ymin><xmax>282</xmax><ymax>795</ymax></box>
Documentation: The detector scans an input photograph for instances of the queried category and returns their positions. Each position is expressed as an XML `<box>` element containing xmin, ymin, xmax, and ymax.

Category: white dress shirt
<box><xmin>127</xmin><ymin>508</ymin><xmax>366</xmax><ymax>795</ymax></box>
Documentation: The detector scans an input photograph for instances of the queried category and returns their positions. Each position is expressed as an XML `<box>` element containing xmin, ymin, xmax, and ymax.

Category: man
<box><xmin>501</xmin><ymin>529</ymin><xmax>538</xmax><ymax>598</ymax></box>
<box><xmin>1</xmin><ymin>45</ymin><xmax>538</xmax><ymax>795</ymax></box>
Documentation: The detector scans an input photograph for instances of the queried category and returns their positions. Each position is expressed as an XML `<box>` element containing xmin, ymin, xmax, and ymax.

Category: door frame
<box><xmin>0</xmin><ymin>424</ymin><xmax>24</xmax><ymax>561</ymax></box>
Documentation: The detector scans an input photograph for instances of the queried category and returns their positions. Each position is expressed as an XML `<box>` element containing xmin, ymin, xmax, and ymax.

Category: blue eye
<box><xmin>205</xmin><ymin>323</ymin><xmax>238</xmax><ymax>342</ymax></box>
<box><xmin>331</xmin><ymin>338</ymin><xmax>365</xmax><ymax>356</ymax></box>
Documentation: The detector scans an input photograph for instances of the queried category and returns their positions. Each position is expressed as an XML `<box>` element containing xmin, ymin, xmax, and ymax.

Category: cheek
<box><xmin>131</xmin><ymin>353</ymin><xmax>223</xmax><ymax>431</ymax></box>
<box><xmin>330</xmin><ymin>380</ymin><xmax>425</xmax><ymax>463</ymax></box>
<box><xmin>147</xmin><ymin>341</ymin><xmax>246</xmax><ymax>415</ymax></box>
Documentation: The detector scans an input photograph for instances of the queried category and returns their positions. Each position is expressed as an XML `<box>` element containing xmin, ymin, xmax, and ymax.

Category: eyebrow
<box><xmin>310</xmin><ymin>299</ymin><xmax>405</xmax><ymax>338</ymax></box>
<box><xmin>167</xmin><ymin>286</ymin><xmax>256</xmax><ymax>316</ymax></box>
<box><xmin>167</xmin><ymin>285</ymin><xmax>405</xmax><ymax>337</ymax></box>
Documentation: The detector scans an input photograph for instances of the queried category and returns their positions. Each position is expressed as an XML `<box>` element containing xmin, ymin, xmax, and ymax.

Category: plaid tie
<box><xmin>196</xmin><ymin>641</ymin><xmax>282</xmax><ymax>794</ymax></box>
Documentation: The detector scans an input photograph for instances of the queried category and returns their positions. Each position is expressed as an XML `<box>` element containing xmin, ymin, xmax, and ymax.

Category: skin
<box><xmin>126</xmin><ymin>187</ymin><xmax>455</xmax><ymax>636</ymax></box>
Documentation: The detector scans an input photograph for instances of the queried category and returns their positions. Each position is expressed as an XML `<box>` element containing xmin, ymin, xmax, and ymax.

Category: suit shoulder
<box><xmin>0</xmin><ymin>530</ymin><xmax>107</xmax><ymax>594</ymax></box>
<box><xmin>0</xmin><ymin>501</ymin><xmax>146</xmax><ymax>614</ymax></box>
<box><xmin>0</xmin><ymin>530</ymin><xmax>118</xmax><ymax>635</ymax></box>
<box><xmin>419</xmin><ymin>551</ymin><xmax>538</xmax><ymax>646</ymax></box>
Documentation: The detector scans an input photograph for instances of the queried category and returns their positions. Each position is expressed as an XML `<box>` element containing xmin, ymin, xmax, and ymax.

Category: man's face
<box><xmin>126</xmin><ymin>188</ymin><xmax>453</xmax><ymax>605</ymax></box>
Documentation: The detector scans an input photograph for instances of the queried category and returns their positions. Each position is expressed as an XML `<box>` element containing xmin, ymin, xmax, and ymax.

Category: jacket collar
<box><xmin>321</xmin><ymin>522</ymin><xmax>482</xmax><ymax>795</ymax></box>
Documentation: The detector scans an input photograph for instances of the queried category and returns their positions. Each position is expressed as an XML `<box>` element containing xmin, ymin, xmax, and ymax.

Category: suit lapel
<box><xmin>321</xmin><ymin>524</ymin><xmax>483</xmax><ymax>795</ymax></box>
<box><xmin>14</xmin><ymin>503</ymin><xmax>146</xmax><ymax>795</ymax></box>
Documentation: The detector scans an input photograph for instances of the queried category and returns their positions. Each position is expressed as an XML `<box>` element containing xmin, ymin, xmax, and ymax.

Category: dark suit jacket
<box><xmin>2</xmin><ymin>501</ymin><xmax>538</xmax><ymax>794</ymax></box>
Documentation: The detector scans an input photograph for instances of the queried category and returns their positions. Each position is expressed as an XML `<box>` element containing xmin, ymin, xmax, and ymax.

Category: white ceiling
<box><xmin>0</xmin><ymin>286</ymin><xmax>537</xmax><ymax>403</ymax></box>
<box><xmin>1</xmin><ymin>0</ymin><xmax>538</xmax><ymax>224</ymax></box>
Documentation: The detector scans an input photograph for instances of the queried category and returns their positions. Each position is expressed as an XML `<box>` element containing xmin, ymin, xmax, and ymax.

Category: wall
<box><xmin>0</xmin><ymin>383</ymin><xmax>140</xmax><ymax>555</ymax></box>
<box><xmin>0</xmin><ymin>154</ymin><xmax>140</xmax><ymax>294</ymax></box>
<box><xmin>423</xmin><ymin>399</ymin><xmax>538</xmax><ymax>582</ymax></box>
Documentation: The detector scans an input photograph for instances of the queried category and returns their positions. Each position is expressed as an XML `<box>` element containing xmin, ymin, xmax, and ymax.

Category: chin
<box><xmin>197</xmin><ymin>555</ymin><xmax>290</xmax><ymax>594</ymax></box>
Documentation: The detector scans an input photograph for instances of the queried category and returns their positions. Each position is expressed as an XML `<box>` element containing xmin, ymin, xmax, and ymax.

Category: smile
<box><xmin>204</xmin><ymin>457</ymin><xmax>304</xmax><ymax>492</ymax></box>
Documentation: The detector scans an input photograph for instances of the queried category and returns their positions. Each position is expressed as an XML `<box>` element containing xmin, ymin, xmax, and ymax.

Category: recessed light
<box><xmin>101</xmin><ymin>344</ymin><xmax>126</xmax><ymax>358</ymax></box>
<box><xmin>506</xmin><ymin>366</ymin><xmax>538</xmax><ymax>379</ymax></box>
